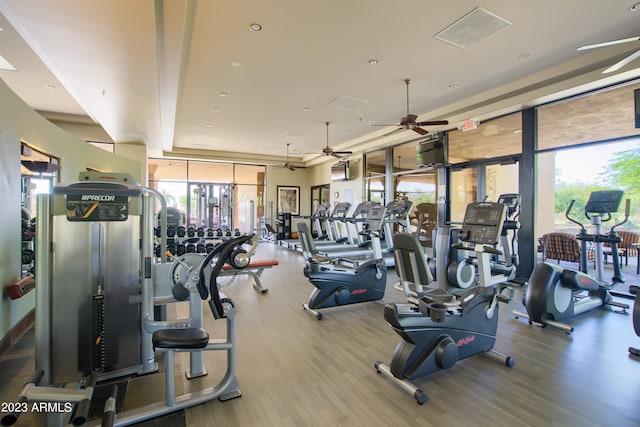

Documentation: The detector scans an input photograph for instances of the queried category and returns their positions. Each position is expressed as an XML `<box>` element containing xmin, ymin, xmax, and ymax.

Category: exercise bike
<box><xmin>297</xmin><ymin>204</ymin><xmax>387</xmax><ymax>320</ymax></box>
<box><xmin>427</xmin><ymin>194</ymin><xmax>521</xmax><ymax>291</ymax></box>
<box><xmin>513</xmin><ymin>190</ymin><xmax>630</xmax><ymax>334</ymax></box>
<box><xmin>375</xmin><ymin>201</ymin><xmax>515</xmax><ymax>404</ymax></box>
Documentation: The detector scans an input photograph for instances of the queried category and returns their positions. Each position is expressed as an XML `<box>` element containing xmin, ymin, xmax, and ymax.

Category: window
<box><xmin>147</xmin><ymin>158</ymin><xmax>266</xmax><ymax>232</ymax></box>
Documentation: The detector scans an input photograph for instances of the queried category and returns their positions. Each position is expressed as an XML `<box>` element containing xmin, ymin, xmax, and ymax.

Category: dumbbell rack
<box><xmin>154</xmin><ymin>226</ymin><xmax>243</xmax><ymax>258</ymax></box>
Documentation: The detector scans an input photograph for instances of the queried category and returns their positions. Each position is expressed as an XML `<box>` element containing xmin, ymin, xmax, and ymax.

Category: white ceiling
<box><xmin>1</xmin><ymin>0</ymin><xmax>640</xmax><ymax>165</ymax></box>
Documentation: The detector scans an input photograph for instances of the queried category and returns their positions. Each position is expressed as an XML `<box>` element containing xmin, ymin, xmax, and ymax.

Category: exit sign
<box><xmin>462</xmin><ymin>119</ymin><xmax>478</xmax><ymax>131</ymax></box>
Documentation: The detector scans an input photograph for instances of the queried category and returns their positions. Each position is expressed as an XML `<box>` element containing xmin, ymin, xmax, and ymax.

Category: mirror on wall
<box><xmin>20</xmin><ymin>142</ymin><xmax>59</xmax><ymax>277</ymax></box>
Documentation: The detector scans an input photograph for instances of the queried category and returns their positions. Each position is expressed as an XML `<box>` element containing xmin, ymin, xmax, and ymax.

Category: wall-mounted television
<box><xmin>331</xmin><ymin>161</ymin><xmax>350</xmax><ymax>181</ymax></box>
<box><xmin>416</xmin><ymin>137</ymin><xmax>446</xmax><ymax>168</ymax></box>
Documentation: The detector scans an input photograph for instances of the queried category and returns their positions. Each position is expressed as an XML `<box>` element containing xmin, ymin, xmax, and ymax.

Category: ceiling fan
<box><xmin>311</xmin><ymin>122</ymin><xmax>353</xmax><ymax>158</ymax></box>
<box><xmin>283</xmin><ymin>143</ymin><xmax>306</xmax><ymax>171</ymax></box>
<box><xmin>577</xmin><ymin>35</ymin><xmax>640</xmax><ymax>74</ymax></box>
<box><xmin>374</xmin><ymin>79</ymin><xmax>449</xmax><ymax>135</ymax></box>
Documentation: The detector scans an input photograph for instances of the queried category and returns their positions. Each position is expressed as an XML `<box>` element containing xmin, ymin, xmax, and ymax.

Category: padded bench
<box><xmin>221</xmin><ymin>259</ymin><xmax>279</xmax><ymax>293</ymax></box>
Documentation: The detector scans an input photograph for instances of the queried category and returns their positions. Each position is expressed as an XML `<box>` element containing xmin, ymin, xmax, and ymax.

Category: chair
<box><xmin>603</xmin><ymin>230</ymin><xmax>639</xmax><ymax>266</ymax></box>
<box><xmin>540</xmin><ymin>232</ymin><xmax>594</xmax><ymax>266</ymax></box>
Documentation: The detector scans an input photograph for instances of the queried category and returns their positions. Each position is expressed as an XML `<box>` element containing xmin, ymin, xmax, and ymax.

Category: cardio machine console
<box><xmin>459</xmin><ymin>202</ymin><xmax>507</xmax><ymax>246</ymax></box>
<box><xmin>584</xmin><ymin>190</ymin><xmax>623</xmax><ymax>215</ymax></box>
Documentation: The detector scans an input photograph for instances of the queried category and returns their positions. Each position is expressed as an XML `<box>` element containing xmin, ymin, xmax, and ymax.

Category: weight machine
<box><xmin>2</xmin><ymin>172</ymin><xmax>244</xmax><ymax>426</ymax></box>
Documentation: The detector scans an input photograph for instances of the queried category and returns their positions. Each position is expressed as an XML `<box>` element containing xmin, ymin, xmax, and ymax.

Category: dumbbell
<box><xmin>176</xmin><ymin>244</ymin><xmax>186</xmax><ymax>256</ymax></box>
<box><xmin>167</xmin><ymin>244</ymin><xmax>176</xmax><ymax>256</ymax></box>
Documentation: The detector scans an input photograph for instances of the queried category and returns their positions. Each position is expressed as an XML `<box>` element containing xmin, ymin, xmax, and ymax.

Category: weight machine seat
<box><xmin>153</xmin><ymin>328</ymin><xmax>210</xmax><ymax>350</ymax></box>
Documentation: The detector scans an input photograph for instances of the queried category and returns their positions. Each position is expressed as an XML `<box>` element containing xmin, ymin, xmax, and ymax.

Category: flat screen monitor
<box><xmin>331</xmin><ymin>162</ymin><xmax>350</xmax><ymax>181</ymax></box>
<box><xmin>416</xmin><ymin>139</ymin><xmax>445</xmax><ymax>168</ymax></box>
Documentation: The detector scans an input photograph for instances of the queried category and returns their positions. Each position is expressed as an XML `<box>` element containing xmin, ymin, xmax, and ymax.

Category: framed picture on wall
<box><xmin>277</xmin><ymin>185</ymin><xmax>300</xmax><ymax>215</ymax></box>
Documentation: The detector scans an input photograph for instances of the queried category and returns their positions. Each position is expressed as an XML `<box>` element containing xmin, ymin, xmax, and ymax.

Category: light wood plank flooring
<box><xmin>1</xmin><ymin>241</ymin><xmax>639</xmax><ymax>426</ymax></box>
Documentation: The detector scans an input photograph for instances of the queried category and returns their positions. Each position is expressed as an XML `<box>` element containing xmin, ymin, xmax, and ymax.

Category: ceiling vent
<box><xmin>327</xmin><ymin>94</ymin><xmax>369</xmax><ymax>110</ymax></box>
<box><xmin>435</xmin><ymin>7</ymin><xmax>513</xmax><ymax>50</ymax></box>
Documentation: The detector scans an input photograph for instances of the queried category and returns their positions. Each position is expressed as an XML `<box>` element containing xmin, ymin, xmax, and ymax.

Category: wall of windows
<box><xmin>148</xmin><ymin>158</ymin><xmax>265</xmax><ymax>232</ymax></box>
<box><xmin>535</xmin><ymin>81</ymin><xmax>640</xmax><ymax>246</ymax></box>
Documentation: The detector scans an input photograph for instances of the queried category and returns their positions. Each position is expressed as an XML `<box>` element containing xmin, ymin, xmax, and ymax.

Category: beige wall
<box><xmin>0</xmin><ymin>79</ymin><xmax>142</xmax><ymax>341</ymax></box>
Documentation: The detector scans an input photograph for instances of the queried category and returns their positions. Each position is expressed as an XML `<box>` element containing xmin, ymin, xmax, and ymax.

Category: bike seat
<box><xmin>421</xmin><ymin>288</ymin><xmax>458</xmax><ymax>306</ymax></box>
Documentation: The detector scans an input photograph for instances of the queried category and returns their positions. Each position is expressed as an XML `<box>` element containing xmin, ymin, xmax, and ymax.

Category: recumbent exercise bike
<box><xmin>297</xmin><ymin>203</ymin><xmax>387</xmax><ymax>320</ymax></box>
<box><xmin>513</xmin><ymin>190</ymin><xmax>630</xmax><ymax>333</ymax></box>
<box><xmin>375</xmin><ymin>201</ymin><xmax>515</xmax><ymax>404</ymax></box>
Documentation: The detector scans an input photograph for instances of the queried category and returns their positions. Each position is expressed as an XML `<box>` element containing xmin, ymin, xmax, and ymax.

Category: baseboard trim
<box><xmin>0</xmin><ymin>309</ymin><xmax>35</xmax><ymax>360</ymax></box>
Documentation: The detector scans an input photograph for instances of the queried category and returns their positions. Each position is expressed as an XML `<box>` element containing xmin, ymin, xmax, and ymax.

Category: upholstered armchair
<box><xmin>603</xmin><ymin>230</ymin><xmax>639</xmax><ymax>266</ymax></box>
<box><xmin>541</xmin><ymin>232</ymin><xmax>593</xmax><ymax>266</ymax></box>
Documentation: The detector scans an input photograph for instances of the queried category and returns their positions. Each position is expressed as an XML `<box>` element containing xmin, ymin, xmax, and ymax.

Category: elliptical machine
<box><xmin>297</xmin><ymin>204</ymin><xmax>387</xmax><ymax>320</ymax></box>
<box><xmin>375</xmin><ymin>201</ymin><xmax>515</xmax><ymax>404</ymax></box>
<box><xmin>513</xmin><ymin>190</ymin><xmax>630</xmax><ymax>333</ymax></box>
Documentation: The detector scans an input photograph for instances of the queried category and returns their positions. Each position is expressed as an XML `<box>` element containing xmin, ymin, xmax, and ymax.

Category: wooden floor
<box><xmin>1</xmin><ymin>241</ymin><xmax>640</xmax><ymax>426</ymax></box>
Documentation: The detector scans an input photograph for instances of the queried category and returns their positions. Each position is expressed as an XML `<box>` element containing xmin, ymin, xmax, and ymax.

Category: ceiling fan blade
<box><xmin>577</xmin><ymin>36</ymin><xmax>640</xmax><ymax>51</ymax></box>
<box><xmin>603</xmin><ymin>49</ymin><xmax>640</xmax><ymax>73</ymax></box>
<box><xmin>412</xmin><ymin>127</ymin><xmax>429</xmax><ymax>135</ymax></box>
<box><xmin>372</xmin><ymin>123</ymin><xmax>402</xmax><ymax>127</ymax></box>
<box><xmin>382</xmin><ymin>127</ymin><xmax>406</xmax><ymax>137</ymax></box>
<box><xmin>331</xmin><ymin>152</ymin><xmax>344</xmax><ymax>158</ymax></box>
<box><xmin>334</xmin><ymin>151</ymin><xmax>353</xmax><ymax>155</ymax></box>
<box><xmin>415</xmin><ymin>120</ymin><xmax>449</xmax><ymax>126</ymax></box>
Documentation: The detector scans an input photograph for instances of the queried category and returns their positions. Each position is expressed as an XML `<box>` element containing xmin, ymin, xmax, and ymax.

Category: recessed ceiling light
<box><xmin>211</xmin><ymin>107</ymin><xmax>221</xmax><ymax>112</ymax></box>
<box><xmin>204</xmin><ymin>123</ymin><xmax>212</xmax><ymax>128</ymax></box>
<box><xmin>631</xmin><ymin>2</ymin><xmax>640</xmax><ymax>11</ymax></box>
<box><xmin>249</xmin><ymin>23</ymin><xmax>262</xmax><ymax>31</ymax></box>
<box><xmin>301</xmin><ymin>107</ymin><xmax>310</xmax><ymax>112</ymax></box>
<box><xmin>46</xmin><ymin>84</ymin><xmax>58</xmax><ymax>90</ymax></box>
<box><xmin>448</xmin><ymin>84</ymin><xmax>459</xmax><ymax>90</ymax></box>
<box><xmin>218</xmin><ymin>91</ymin><xmax>228</xmax><ymax>97</ymax></box>
<box><xmin>368</xmin><ymin>59</ymin><xmax>379</xmax><ymax>65</ymax></box>
<box><xmin>230</xmin><ymin>61</ymin><xmax>240</xmax><ymax>67</ymax></box>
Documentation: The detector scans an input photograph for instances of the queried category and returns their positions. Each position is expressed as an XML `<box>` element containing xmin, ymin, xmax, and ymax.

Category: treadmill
<box><xmin>309</xmin><ymin>201</ymin><xmax>380</xmax><ymax>252</ymax></box>
<box><xmin>312</xmin><ymin>202</ymin><xmax>353</xmax><ymax>246</ymax></box>
<box><xmin>279</xmin><ymin>203</ymin><xmax>331</xmax><ymax>249</ymax></box>
<box><xmin>319</xmin><ymin>199</ymin><xmax>414</xmax><ymax>267</ymax></box>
